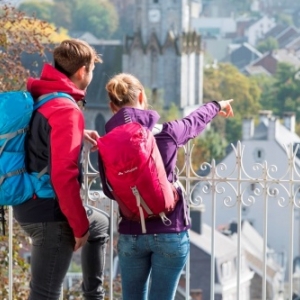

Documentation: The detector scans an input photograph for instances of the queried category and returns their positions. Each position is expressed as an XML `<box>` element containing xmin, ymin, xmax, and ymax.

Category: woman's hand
<box><xmin>84</xmin><ymin>129</ymin><xmax>100</xmax><ymax>152</ymax></box>
<box><xmin>218</xmin><ymin>99</ymin><xmax>234</xmax><ymax>118</ymax></box>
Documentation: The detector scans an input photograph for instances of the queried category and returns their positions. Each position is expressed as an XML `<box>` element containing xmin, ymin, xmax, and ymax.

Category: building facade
<box><xmin>122</xmin><ymin>0</ymin><xmax>204</xmax><ymax>114</ymax></box>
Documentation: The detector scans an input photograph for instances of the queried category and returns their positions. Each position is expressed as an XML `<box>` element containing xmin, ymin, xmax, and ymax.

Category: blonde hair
<box><xmin>53</xmin><ymin>39</ymin><xmax>102</xmax><ymax>77</ymax></box>
<box><xmin>105</xmin><ymin>73</ymin><xmax>148</xmax><ymax>108</ymax></box>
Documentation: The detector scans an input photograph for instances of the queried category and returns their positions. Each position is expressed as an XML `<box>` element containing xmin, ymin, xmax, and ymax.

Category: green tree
<box><xmin>51</xmin><ymin>1</ymin><xmax>73</xmax><ymax>29</ymax></box>
<box><xmin>19</xmin><ymin>0</ymin><xmax>53</xmax><ymax>22</ymax></box>
<box><xmin>72</xmin><ymin>0</ymin><xmax>118</xmax><ymax>39</ymax></box>
<box><xmin>252</xmin><ymin>62</ymin><xmax>300</xmax><ymax>135</ymax></box>
<box><xmin>257</xmin><ymin>37</ymin><xmax>279</xmax><ymax>53</ymax></box>
<box><xmin>203</xmin><ymin>63</ymin><xmax>261</xmax><ymax>143</ymax></box>
<box><xmin>276</xmin><ymin>13</ymin><xmax>294</xmax><ymax>26</ymax></box>
<box><xmin>252</xmin><ymin>73</ymin><xmax>276</xmax><ymax>110</ymax></box>
<box><xmin>0</xmin><ymin>3</ymin><xmax>55</xmax><ymax>91</ymax></box>
<box><xmin>192</xmin><ymin>129</ymin><xmax>227</xmax><ymax>170</ymax></box>
<box><xmin>19</xmin><ymin>0</ymin><xmax>119</xmax><ymax>39</ymax></box>
<box><xmin>262</xmin><ymin>63</ymin><xmax>300</xmax><ymax>118</ymax></box>
<box><xmin>110</xmin><ymin>0</ymin><xmax>135</xmax><ymax>38</ymax></box>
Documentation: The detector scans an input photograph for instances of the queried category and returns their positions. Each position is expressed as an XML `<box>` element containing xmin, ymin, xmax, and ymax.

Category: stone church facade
<box><xmin>84</xmin><ymin>0</ymin><xmax>204</xmax><ymax>134</ymax></box>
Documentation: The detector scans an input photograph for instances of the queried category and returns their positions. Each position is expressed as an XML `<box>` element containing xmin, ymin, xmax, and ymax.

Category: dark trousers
<box><xmin>19</xmin><ymin>207</ymin><xmax>109</xmax><ymax>300</ymax></box>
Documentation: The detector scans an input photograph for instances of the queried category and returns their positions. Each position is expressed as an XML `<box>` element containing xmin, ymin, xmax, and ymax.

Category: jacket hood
<box><xmin>105</xmin><ymin>107</ymin><xmax>160</xmax><ymax>133</ymax></box>
<box><xmin>27</xmin><ymin>63</ymin><xmax>85</xmax><ymax>101</ymax></box>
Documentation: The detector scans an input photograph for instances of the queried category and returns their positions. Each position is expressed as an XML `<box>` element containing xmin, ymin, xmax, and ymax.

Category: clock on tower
<box><xmin>148</xmin><ymin>9</ymin><xmax>161</xmax><ymax>23</ymax></box>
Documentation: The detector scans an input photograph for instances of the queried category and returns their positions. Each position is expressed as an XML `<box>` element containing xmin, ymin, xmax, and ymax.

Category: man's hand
<box><xmin>74</xmin><ymin>231</ymin><xmax>90</xmax><ymax>252</ymax></box>
<box><xmin>84</xmin><ymin>129</ymin><xmax>100</xmax><ymax>152</ymax></box>
<box><xmin>218</xmin><ymin>99</ymin><xmax>234</xmax><ymax>118</ymax></box>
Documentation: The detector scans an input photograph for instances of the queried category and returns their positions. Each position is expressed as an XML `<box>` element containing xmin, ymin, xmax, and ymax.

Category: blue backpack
<box><xmin>0</xmin><ymin>91</ymin><xmax>74</xmax><ymax>206</ymax></box>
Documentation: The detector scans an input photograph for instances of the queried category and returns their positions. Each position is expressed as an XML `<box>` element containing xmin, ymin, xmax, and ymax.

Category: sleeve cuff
<box><xmin>211</xmin><ymin>101</ymin><xmax>221</xmax><ymax>111</ymax></box>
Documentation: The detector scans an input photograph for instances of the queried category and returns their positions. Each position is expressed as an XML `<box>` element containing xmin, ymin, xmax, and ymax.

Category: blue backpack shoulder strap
<box><xmin>34</xmin><ymin>92</ymin><xmax>75</xmax><ymax>110</ymax></box>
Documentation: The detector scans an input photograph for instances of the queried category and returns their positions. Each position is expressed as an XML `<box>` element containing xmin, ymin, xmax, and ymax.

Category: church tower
<box><xmin>123</xmin><ymin>0</ymin><xmax>203</xmax><ymax>113</ymax></box>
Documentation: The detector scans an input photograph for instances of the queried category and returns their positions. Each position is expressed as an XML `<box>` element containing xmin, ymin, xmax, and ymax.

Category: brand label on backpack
<box><xmin>118</xmin><ymin>167</ymin><xmax>138</xmax><ymax>175</ymax></box>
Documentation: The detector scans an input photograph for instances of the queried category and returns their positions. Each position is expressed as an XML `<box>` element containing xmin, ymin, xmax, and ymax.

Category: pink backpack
<box><xmin>97</xmin><ymin>122</ymin><xmax>178</xmax><ymax>233</ymax></box>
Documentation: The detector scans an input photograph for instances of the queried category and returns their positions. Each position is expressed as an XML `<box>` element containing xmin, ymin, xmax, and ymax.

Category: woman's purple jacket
<box><xmin>104</xmin><ymin>102</ymin><xmax>220</xmax><ymax>235</ymax></box>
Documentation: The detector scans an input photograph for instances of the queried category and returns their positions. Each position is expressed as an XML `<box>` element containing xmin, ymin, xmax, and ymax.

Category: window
<box><xmin>253</xmin><ymin>148</ymin><xmax>265</xmax><ymax>162</ymax></box>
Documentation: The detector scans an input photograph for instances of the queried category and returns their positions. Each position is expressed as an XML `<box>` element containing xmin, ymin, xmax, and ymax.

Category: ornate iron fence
<box><xmin>7</xmin><ymin>141</ymin><xmax>300</xmax><ymax>299</ymax></box>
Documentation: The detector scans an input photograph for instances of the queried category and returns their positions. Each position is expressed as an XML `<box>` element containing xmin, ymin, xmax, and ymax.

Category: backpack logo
<box><xmin>118</xmin><ymin>167</ymin><xmax>138</xmax><ymax>175</ymax></box>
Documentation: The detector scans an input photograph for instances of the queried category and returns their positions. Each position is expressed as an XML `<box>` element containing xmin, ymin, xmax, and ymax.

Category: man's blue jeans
<box><xmin>117</xmin><ymin>231</ymin><xmax>190</xmax><ymax>300</ymax></box>
<box><xmin>19</xmin><ymin>207</ymin><xmax>109</xmax><ymax>300</ymax></box>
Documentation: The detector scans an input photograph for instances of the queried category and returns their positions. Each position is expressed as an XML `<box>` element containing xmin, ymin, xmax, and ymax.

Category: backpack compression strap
<box><xmin>0</xmin><ymin>129</ymin><xmax>28</xmax><ymax>186</ymax></box>
<box><xmin>0</xmin><ymin>128</ymin><xmax>28</xmax><ymax>156</ymax></box>
<box><xmin>0</xmin><ymin>168</ymin><xmax>26</xmax><ymax>186</ymax></box>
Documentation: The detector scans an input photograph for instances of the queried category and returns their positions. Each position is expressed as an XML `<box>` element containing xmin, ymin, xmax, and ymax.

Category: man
<box><xmin>13</xmin><ymin>39</ymin><xmax>109</xmax><ymax>300</ymax></box>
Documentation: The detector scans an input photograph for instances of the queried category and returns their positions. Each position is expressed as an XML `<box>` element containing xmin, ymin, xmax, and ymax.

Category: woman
<box><xmin>103</xmin><ymin>73</ymin><xmax>234</xmax><ymax>300</ymax></box>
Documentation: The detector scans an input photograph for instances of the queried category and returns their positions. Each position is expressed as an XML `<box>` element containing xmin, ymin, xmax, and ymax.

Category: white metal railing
<box><xmin>7</xmin><ymin>140</ymin><xmax>300</xmax><ymax>299</ymax></box>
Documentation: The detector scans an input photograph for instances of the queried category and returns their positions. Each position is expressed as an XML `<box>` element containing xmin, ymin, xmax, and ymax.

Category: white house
<box><xmin>196</xmin><ymin>111</ymin><xmax>300</xmax><ymax>279</ymax></box>
<box><xmin>188</xmin><ymin>222</ymin><xmax>254</xmax><ymax>300</ymax></box>
<box><xmin>225</xmin><ymin>220</ymin><xmax>285</xmax><ymax>299</ymax></box>
<box><xmin>244</xmin><ymin>15</ymin><xmax>276</xmax><ymax>46</ymax></box>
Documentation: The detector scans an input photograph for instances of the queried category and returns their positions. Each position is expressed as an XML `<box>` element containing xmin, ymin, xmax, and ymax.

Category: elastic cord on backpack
<box><xmin>159</xmin><ymin>212</ymin><xmax>172</xmax><ymax>226</ymax></box>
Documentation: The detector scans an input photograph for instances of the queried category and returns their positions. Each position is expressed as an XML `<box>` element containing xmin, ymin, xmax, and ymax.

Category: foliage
<box><xmin>256</xmin><ymin>63</ymin><xmax>300</xmax><ymax>121</ymax></box>
<box><xmin>203</xmin><ymin>63</ymin><xmax>261</xmax><ymax>143</ymax></box>
<box><xmin>0</xmin><ymin>208</ymin><xmax>31</xmax><ymax>299</ymax></box>
<box><xmin>19</xmin><ymin>1</ymin><xmax>53</xmax><ymax>22</ymax></box>
<box><xmin>0</xmin><ymin>4</ymin><xmax>65</xmax><ymax>91</ymax></box>
<box><xmin>69</xmin><ymin>261</ymin><xmax>82</xmax><ymax>273</ymax></box>
<box><xmin>19</xmin><ymin>0</ymin><xmax>119</xmax><ymax>39</ymax></box>
<box><xmin>257</xmin><ymin>37</ymin><xmax>279</xmax><ymax>54</ymax></box>
<box><xmin>195</xmin><ymin>129</ymin><xmax>228</xmax><ymax>163</ymax></box>
<box><xmin>63</xmin><ymin>273</ymin><xmax>123</xmax><ymax>300</ymax></box>
<box><xmin>72</xmin><ymin>0</ymin><xmax>118</xmax><ymax>39</ymax></box>
<box><xmin>146</xmin><ymin>87</ymin><xmax>180</xmax><ymax>122</ymax></box>
<box><xmin>275</xmin><ymin>13</ymin><xmax>294</xmax><ymax>26</ymax></box>
<box><xmin>176</xmin><ymin>128</ymin><xmax>228</xmax><ymax>175</ymax></box>
<box><xmin>111</xmin><ymin>0</ymin><xmax>135</xmax><ymax>38</ymax></box>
